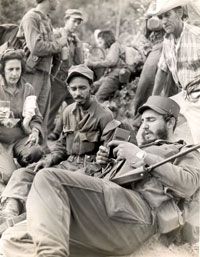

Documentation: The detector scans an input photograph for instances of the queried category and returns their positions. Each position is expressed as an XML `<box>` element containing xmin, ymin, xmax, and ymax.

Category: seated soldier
<box><xmin>0</xmin><ymin>64</ymin><xmax>115</xmax><ymax>232</ymax></box>
<box><xmin>1</xmin><ymin>96</ymin><xmax>200</xmax><ymax>257</ymax></box>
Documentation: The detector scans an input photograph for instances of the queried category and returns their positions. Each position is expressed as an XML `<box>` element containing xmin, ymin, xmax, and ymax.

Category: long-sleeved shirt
<box><xmin>51</xmin><ymin>29</ymin><xmax>84</xmax><ymax>84</ymax></box>
<box><xmin>158</xmin><ymin>22</ymin><xmax>200</xmax><ymax>91</ymax></box>
<box><xmin>48</xmin><ymin>97</ymin><xmax>113</xmax><ymax>165</ymax></box>
<box><xmin>17</xmin><ymin>9</ymin><xmax>63</xmax><ymax>73</ymax></box>
<box><xmin>0</xmin><ymin>75</ymin><xmax>43</xmax><ymax>144</ymax></box>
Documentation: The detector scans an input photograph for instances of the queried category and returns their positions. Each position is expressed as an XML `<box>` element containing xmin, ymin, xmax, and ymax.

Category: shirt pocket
<box><xmin>78</xmin><ymin>131</ymin><xmax>100</xmax><ymax>155</ymax></box>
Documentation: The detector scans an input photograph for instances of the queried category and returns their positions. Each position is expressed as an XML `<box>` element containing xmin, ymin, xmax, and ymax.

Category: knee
<box><xmin>33</xmin><ymin>168</ymin><xmax>58</xmax><ymax>189</ymax></box>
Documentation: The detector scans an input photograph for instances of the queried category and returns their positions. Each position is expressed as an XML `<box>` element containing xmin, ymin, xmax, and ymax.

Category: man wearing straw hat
<box><xmin>151</xmin><ymin>0</ymin><xmax>200</xmax><ymax>145</ymax></box>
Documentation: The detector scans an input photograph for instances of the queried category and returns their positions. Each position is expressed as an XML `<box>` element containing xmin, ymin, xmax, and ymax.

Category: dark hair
<box><xmin>163</xmin><ymin>113</ymin><xmax>177</xmax><ymax>131</ymax></box>
<box><xmin>97</xmin><ymin>30</ymin><xmax>116</xmax><ymax>49</ymax></box>
<box><xmin>36</xmin><ymin>0</ymin><xmax>45</xmax><ymax>3</ymax></box>
<box><xmin>0</xmin><ymin>49</ymin><xmax>25</xmax><ymax>76</ymax></box>
<box><xmin>67</xmin><ymin>73</ymin><xmax>92</xmax><ymax>86</ymax></box>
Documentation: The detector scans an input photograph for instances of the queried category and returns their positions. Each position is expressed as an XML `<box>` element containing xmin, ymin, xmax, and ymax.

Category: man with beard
<box><xmin>1</xmin><ymin>96</ymin><xmax>200</xmax><ymax>257</ymax></box>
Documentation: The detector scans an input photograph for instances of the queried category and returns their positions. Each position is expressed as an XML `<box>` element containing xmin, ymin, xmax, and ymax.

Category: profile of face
<box><xmin>96</xmin><ymin>37</ymin><xmax>105</xmax><ymax>49</ymax></box>
<box><xmin>4</xmin><ymin>59</ymin><xmax>22</xmax><ymax>87</ymax></box>
<box><xmin>139</xmin><ymin>109</ymin><xmax>169</xmax><ymax>144</ymax></box>
<box><xmin>49</xmin><ymin>0</ymin><xmax>58</xmax><ymax>11</ymax></box>
<box><xmin>65</xmin><ymin>17</ymin><xmax>82</xmax><ymax>33</ymax></box>
<box><xmin>158</xmin><ymin>8</ymin><xmax>182</xmax><ymax>35</ymax></box>
<box><xmin>68</xmin><ymin>76</ymin><xmax>91</xmax><ymax>106</ymax></box>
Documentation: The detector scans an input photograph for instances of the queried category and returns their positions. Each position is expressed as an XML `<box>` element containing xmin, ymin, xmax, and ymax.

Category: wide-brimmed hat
<box><xmin>147</xmin><ymin>0</ymin><xmax>189</xmax><ymax>16</ymax></box>
<box><xmin>64</xmin><ymin>9</ymin><xmax>84</xmax><ymax>21</ymax></box>
<box><xmin>67</xmin><ymin>64</ymin><xmax>94</xmax><ymax>84</ymax></box>
<box><xmin>138</xmin><ymin>96</ymin><xmax>180</xmax><ymax>119</ymax></box>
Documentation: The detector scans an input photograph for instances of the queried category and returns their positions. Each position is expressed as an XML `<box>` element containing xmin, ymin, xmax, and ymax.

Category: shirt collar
<box><xmin>0</xmin><ymin>76</ymin><xmax>22</xmax><ymax>96</ymax></box>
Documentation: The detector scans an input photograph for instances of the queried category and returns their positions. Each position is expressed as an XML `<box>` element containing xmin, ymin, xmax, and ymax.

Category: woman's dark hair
<box><xmin>0</xmin><ymin>49</ymin><xmax>25</xmax><ymax>76</ymax></box>
<box><xmin>97</xmin><ymin>30</ymin><xmax>116</xmax><ymax>49</ymax></box>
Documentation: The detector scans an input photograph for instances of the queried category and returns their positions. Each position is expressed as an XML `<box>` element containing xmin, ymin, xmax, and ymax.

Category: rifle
<box><xmin>111</xmin><ymin>143</ymin><xmax>200</xmax><ymax>186</ymax></box>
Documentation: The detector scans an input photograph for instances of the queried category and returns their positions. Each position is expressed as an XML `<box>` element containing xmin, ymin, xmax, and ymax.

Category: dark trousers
<box><xmin>1</xmin><ymin>170</ymin><xmax>155</xmax><ymax>257</ymax></box>
<box><xmin>48</xmin><ymin>78</ymin><xmax>73</xmax><ymax>134</ymax></box>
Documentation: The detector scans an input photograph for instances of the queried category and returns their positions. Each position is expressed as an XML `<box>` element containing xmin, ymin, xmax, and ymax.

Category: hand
<box><xmin>33</xmin><ymin>158</ymin><xmax>51</xmax><ymax>173</ymax></box>
<box><xmin>25</xmin><ymin>128</ymin><xmax>39</xmax><ymax>147</ymax></box>
<box><xmin>108</xmin><ymin>140</ymin><xmax>141</xmax><ymax>161</ymax></box>
<box><xmin>96</xmin><ymin>146</ymin><xmax>110</xmax><ymax>165</ymax></box>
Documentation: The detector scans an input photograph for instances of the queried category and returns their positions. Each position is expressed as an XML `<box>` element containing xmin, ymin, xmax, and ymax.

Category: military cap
<box><xmin>64</xmin><ymin>9</ymin><xmax>83</xmax><ymax>21</ymax></box>
<box><xmin>67</xmin><ymin>64</ymin><xmax>94</xmax><ymax>84</ymax></box>
<box><xmin>138</xmin><ymin>96</ymin><xmax>180</xmax><ymax>119</ymax></box>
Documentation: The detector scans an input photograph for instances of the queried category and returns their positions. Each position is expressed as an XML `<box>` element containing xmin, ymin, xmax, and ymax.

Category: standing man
<box><xmin>1</xmin><ymin>96</ymin><xmax>200</xmax><ymax>256</ymax></box>
<box><xmin>17</xmin><ymin>0</ymin><xmax>69</xmax><ymax>148</ymax></box>
<box><xmin>48</xmin><ymin>9</ymin><xmax>84</xmax><ymax>138</ymax></box>
<box><xmin>151</xmin><ymin>0</ymin><xmax>200</xmax><ymax>144</ymax></box>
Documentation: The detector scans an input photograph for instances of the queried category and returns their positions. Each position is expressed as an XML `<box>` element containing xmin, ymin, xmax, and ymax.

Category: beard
<box><xmin>141</xmin><ymin>126</ymin><xmax>168</xmax><ymax>145</ymax></box>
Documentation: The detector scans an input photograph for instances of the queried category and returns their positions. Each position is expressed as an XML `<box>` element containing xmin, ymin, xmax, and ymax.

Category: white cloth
<box><xmin>171</xmin><ymin>91</ymin><xmax>200</xmax><ymax>144</ymax></box>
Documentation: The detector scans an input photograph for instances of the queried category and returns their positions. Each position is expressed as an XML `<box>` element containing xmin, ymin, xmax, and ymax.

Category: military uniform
<box><xmin>1</xmin><ymin>96</ymin><xmax>200</xmax><ymax>257</ymax></box>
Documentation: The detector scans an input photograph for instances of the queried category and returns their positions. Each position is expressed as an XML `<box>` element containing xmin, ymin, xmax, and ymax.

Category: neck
<box><xmin>80</xmin><ymin>97</ymin><xmax>92</xmax><ymax>110</ymax></box>
<box><xmin>36</xmin><ymin>2</ymin><xmax>49</xmax><ymax>16</ymax></box>
<box><xmin>174</xmin><ymin>21</ymin><xmax>183</xmax><ymax>39</ymax></box>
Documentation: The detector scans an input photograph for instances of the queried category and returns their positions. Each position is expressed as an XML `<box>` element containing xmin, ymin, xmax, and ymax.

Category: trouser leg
<box><xmin>1</xmin><ymin>167</ymin><xmax>35</xmax><ymax>204</ymax></box>
<box><xmin>48</xmin><ymin>79</ymin><xmax>73</xmax><ymax>133</ymax></box>
<box><xmin>26</xmin><ymin>169</ymin><xmax>155</xmax><ymax>257</ymax></box>
<box><xmin>96</xmin><ymin>76</ymin><xmax>120</xmax><ymax>102</ymax></box>
<box><xmin>133</xmin><ymin>47</ymin><xmax>161</xmax><ymax>114</ymax></box>
<box><xmin>0</xmin><ymin>144</ymin><xmax>16</xmax><ymax>185</ymax></box>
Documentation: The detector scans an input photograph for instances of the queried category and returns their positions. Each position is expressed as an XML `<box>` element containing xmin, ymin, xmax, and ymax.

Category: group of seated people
<box><xmin>0</xmin><ymin>0</ymin><xmax>199</xmax><ymax>256</ymax></box>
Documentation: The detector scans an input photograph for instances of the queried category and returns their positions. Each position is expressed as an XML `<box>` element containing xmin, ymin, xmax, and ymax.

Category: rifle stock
<box><xmin>111</xmin><ymin>143</ymin><xmax>200</xmax><ymax>186</ymax></box>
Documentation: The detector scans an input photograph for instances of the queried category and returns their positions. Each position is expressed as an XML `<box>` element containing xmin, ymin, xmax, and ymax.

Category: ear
<box><xmin>167</xmin><ymin>117</ymin><xmax>176</xmax><ymax>130</ymax></box>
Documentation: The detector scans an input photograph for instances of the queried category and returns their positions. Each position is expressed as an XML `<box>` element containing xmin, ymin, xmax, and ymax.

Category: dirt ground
<box><xmin>128</xmin><ymin>235</ymin><xmax>199</xmax><ymax>257</ymax></box>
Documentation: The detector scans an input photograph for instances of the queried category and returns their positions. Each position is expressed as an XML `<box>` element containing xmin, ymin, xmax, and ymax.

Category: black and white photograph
<box><xmin>0</xmin><ymin>0</ymin><xmax>199</xmax><ymax>256</ymax></box>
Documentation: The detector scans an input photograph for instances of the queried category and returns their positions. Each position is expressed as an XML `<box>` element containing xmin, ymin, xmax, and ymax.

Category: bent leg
<box><xmin>26</xmin><ymin>169</ymin><xmax>155</xmax><ymax>257</ymax></box>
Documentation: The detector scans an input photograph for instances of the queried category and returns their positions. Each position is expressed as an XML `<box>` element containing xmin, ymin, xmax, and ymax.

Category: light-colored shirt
<box><xmin>158</xmin><ymin>23</ymin><xmax>200</xmax><ymax>91</ymax></box>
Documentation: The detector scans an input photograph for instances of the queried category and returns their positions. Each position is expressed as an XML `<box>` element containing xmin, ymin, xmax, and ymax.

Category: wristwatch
<box><xmin>136</xmin><ymin>150</ymin><xmax>147</xmax><ymax>160</ymax></box>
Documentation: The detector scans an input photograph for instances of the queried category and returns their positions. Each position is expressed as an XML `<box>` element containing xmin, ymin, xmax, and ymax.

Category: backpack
<box><xmin>0</xmin><ymin>24</ymin><xmax>23</xmax><ymax>56</ymax></box>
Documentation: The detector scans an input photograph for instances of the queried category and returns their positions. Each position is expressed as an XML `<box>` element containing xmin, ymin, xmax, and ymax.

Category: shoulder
<box><xmin>62</xmin><ymin>102</ymin><xmax>76</xmax><ymax>116</ymax></box>
<box><xmin>92</xmin><ymin>98</ymin><xmax>113</xmax><ymax>117</ymax></box>
<box><xmin>21</xmin><ymin>78</ymin><xmax>35</xmax><ymax>94</ymax></box>
<box><xmin>184</xmin><ymin>22</ymin><xmax>200</xmax><ymax>37</ymax></box>
<box><xmin>22</xmin><ymin>9</ymin><xmax>41</xmax><ymax>22</ymax></box>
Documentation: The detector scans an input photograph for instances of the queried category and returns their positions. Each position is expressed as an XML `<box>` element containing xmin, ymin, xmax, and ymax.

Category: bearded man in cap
<box><xmin>48</xmin><ymin>9</ymin><xmax>85</xmax><ymax>138</ymax></box>
<box><xmin>150</xmin><ymin>0</ymin><xmax>200</xmax><ymax>145</ymax></box>
<box><xmin>1</xmin><ymin>96</ymin><xmax>200</xmax><ymax>257</ymax></box>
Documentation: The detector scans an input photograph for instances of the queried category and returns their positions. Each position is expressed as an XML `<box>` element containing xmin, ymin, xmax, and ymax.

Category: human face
<box><xmin>68</xmin><ymin>76</ymin><xmax>91</xmax><ymax>106</ymax></box>
<box><xmin>49</xmin><ymin>0</ymin><xmax>58</xmax><ymax>11</ymax></box>
<box><xmin>65</xmin><ymin>17</ymin><xmax>82</xmax><ymax>33</ymax></box>
<box><xmin>4</xmin><ymin>59</ymin><xmax>22</xmax><ymax>87</ymax></box>
<box><xmin>140</xmin><ymin>109</ymin><xmax>168</xmax><ymax>144</ymax></box>
<box><xmin>158</xmin><ymin>9</ymin><xmax>183</xmax><ymax>36</ymax></box>
<box><xmin>96</xmin><ymin>37</ymin><xmax>105</xmax><ymax>49</ymax></box>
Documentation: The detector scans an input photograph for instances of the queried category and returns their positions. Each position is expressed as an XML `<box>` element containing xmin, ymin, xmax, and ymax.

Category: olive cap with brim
<box><xmin>66</xmin><ymin>64</ymin><xmax>94</xmax><ymax>84</ymax></box>
<box><xmin>138</xmin><ymin>96</ymin><xmax>180</xmax><ymax>119</ymax></box>
<box><xmin>65</xmin><ymin>9</ymin><xmax>84</xmax><ymax>21</ymax></box>
<box><xmin>146</xmin><ymin>0</ymin><xmax>189</xmax><ymax>16</ymax></box>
